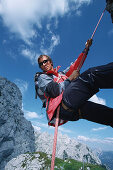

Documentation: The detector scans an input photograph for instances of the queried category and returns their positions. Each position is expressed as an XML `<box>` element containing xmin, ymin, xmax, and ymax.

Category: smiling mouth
<box><xmin>44</xmin><ymin>66</ymin><xmax>49</xmax><ymax>68</ymax></box>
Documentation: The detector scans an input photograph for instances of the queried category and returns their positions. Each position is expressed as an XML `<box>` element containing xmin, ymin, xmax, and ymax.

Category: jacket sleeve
<box><xmin>63</xmin><ymin>50</ymin><xmax>88</xmax><ymax>77</ymax></box>
<box><xmin>37</xmin><ymin>74</ymin><xmax>71</xmax><ymax>98</ymax></box>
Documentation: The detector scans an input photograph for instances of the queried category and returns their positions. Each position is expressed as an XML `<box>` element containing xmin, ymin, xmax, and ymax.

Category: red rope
<box><xmin>50</xmin><ymin>8</ymin><xmax>106</xmax><ymax>170</ymax></box>
<box><xmin>51</xmin><ymin>106</ymin><xmax>60</xmax><ymax>170</ymax></box>
<box><xmin>78</xmin><ymin>8</ymin><xmax>106</xmax><ymax>71</ymax></box>
<box><xmin>91</xmin><ymin>8</ymin><xmax>106</xmax><ymax>39</ymax></box>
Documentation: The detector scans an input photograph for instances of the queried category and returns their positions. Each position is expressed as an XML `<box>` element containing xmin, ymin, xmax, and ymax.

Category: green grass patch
<box><xmin>23</xmin><ymin>152</ymin><xmax>107</xmax><ymax>170</ymax></box>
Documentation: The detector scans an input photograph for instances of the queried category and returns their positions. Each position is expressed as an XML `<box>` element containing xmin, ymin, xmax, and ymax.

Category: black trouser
<box><xmin>59</xmin><ymin>62</ymin><xmax>113</xmax><ymax>127</ymax></box>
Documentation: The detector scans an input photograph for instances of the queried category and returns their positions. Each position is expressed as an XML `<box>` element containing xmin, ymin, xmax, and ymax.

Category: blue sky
<box><xmin>0</xmin><ymin>0</ymin><xmax>113</xmax><ymax>151</ymax></box>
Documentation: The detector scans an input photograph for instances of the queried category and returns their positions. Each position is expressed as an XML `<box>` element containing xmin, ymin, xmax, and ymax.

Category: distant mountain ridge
<box><xmin>99</xmin><ymin>151</ymin><xmax>113</xmax><ymax>170</ymax></box>
<box><xmin>34</xmin><ymin>130</ymin><xmax>101</xmax><ymax>165</ymax></box>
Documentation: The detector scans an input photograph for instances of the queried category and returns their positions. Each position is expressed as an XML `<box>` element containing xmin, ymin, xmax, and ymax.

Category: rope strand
<box><xmin>51</xmin><ymin>106</ymin><xmax>60</xmax><ymax>170</ymax></box>
<box><xmin>91</xmin><ymin>8</ymin><xmax>106</xmax><ymax>39</ymax></box>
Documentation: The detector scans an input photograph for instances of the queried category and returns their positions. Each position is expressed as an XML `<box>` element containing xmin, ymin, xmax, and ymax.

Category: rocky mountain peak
<box><xmin>0</xmin><ymin>76</ymin><xmax>35</xmax><ymax>170</ymax></box>
<box><xmin>34</xmin><ymin>130</ymin><xmax>101</xmax><ymax>165</ymax></box>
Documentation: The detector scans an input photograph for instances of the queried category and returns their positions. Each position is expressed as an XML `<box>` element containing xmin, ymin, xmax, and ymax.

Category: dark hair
<box><xmin>38</xmin><ymin>55</ymin><xmax>53</xmax><ymax>67</ymax></box>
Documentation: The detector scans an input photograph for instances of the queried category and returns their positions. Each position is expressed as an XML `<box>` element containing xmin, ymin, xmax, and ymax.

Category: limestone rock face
<box><xmin>5</xmin><ymin>153</ymin><xmax>45</xmax><ymax>170</ymax></box>
<box><xmin>0</xmin><ymin>76</ymin><xmax>35</xmax><ymax>170</ymax></box>
<box><xmin>34</xmin><ymin>131</ymin><xmax>101</xmax><ymax>165</ymax></box>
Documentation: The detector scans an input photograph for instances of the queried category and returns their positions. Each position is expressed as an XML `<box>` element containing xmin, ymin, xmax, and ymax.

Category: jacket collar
<box><xmin>46</xmin><ymin>66</ymin><xmax>61</xmax><ymax>77</ymax></box>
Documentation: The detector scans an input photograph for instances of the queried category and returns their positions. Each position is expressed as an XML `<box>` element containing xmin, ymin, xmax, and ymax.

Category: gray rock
<box><xmin>5</xmin><ymin>153</ymin><xmax>45</xmax><ymax>170</ymax></box>
<box><xmin>0</xmin><ymin>76</ymin><xmax>35</xmax><ymax>170</ymax></box>
<box><xmin>34</xmin><ymin>130</ymin><xmax>101</xmax><ymax>165</ymax></box>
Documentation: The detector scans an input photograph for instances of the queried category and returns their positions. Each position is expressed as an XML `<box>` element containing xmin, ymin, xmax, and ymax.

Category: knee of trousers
<box><xmin>79</xmin><ymin>68</ymin><xmax>99</xmax><ymax>93</ymax></box>
<box><xmin>80</xmin><ymin>67</ymin><xmax>96</xmax><ymax>80</ymax></box>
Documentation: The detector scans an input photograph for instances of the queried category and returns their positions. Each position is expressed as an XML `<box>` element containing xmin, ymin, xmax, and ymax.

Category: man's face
<box><xmin>39</xmin><ymin>56</ymin><xmax>53</xmax><ymax>72</ymax></box>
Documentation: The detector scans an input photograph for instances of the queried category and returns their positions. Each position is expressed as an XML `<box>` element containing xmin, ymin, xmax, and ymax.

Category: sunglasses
<box><xmin>39</xmin><ymin>59</ymin><xmax>49</xmax><ymax>67</ymax></box>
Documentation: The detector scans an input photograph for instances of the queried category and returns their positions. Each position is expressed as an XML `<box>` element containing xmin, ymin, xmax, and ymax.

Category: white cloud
<box><xmin>75</xmin><ymin>10</ymin><xmax>82</xmax><ymax>16</ymax></box>
<box><xmin>25</xmin><ymin>110</ymin><xmax>39</xmax><ymax>119</ymax></box>
<box><xmin>32</xmin><ymin>121</ymin><xmax>51</xmax><ymax>128</ymax></box>
<box><xmin>89</xmin><ymin>94</ymin><xmax>106</xmax><ymax>105</ymax></box>
<box><xmin>92</xmin><ymin>127</ymin><xmax>107</xmax><ymax>131</ymax></box>
<box><xmin>0</xmin><ymin>0</ymin><xmax>38</xmax><ymax>42</ymax></box>
<box><xmin>31</xmin><ymin>120</ymin><xmax>73</xmax><ymax>134</ymax></box>
<box><xmin>21</xmin><ymin>49</ymin><xmax>39</xmax><ymax>65</ymax></box>
<box><xmin>72</xmin><ymin>0</ymin><xmax>91</xmax><ymax>5</ymax></box>
<box><xmin>105</xmin><ymin>137</ymin><xmax>113</xmax><ymax>141</ymax></box>
<box><xmin>2</xmin><ymin>39</ymin><xmax>7</xmax><ymax>44</ymax></box>
<box><xmin>24</xmin><ymin>109</ymin><xmax>44</xmax><ymax>119</ymax></box>
<box><xmin>59</xmin><ymin>126</ymin><xmax>73</xmax><ymax>134</ymax></box>
<box><xmin>77</xmin><ymin>135</ymin><xmax>113</xmax><ymax>144</ymax></box>
<box><xmin>0</xmin><ymin>0</ymin><xmax>92</xmax><ymax>63</ymax></box>
<box><xmin>40</xmin><ymin>34</ymin><xmax>60</xmax><ymax>55</ymax></box>
<box><xmin>14</xmin><ymin>79</ymin><xmax>28</xmax><ymax>95</ymax></box>
<box><xmin>108</xmin><ymin>28</ymin><xmax>113</xmax><ymax>35</ymax></box>
<box><xmin>0</xmin><ymin>0</ymin><xmax>68</xmax><ymax>42</ymax></box>
<box><xmin>33</xmin><ymin>125</ymin><xmax>41</xmax><ymax>132</ymax></box>
<box><xmin>0</xmin><ymin>0</ymin><xmax>92</xmax><ymax>53</ymax></box>
<box><xmin>77</xmin><ymin>135</ymin><xmax>94</xmax><ymax>142</ymax></box>
<box><xmin>71</xmin><ymin>0</ymin><xmax>92</xmax><ymax>11</ymax></box>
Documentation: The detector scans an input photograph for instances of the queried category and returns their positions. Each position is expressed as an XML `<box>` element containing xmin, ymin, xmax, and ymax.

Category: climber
<box><xmin>106</xmin><ymin>0</ymin><xmax>113</xmax><ymax>22</ymax></box>
<box><xmin>35</xmin><ymin>39</ymin><xmax>113</xmax><ymax>128</ymax></box>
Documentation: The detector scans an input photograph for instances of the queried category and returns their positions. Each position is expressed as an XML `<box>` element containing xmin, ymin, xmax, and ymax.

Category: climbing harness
<box><xmin>50</xmin><ymin>8</ymin><xmax>106</xmax><ymax>170</ymax></box>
